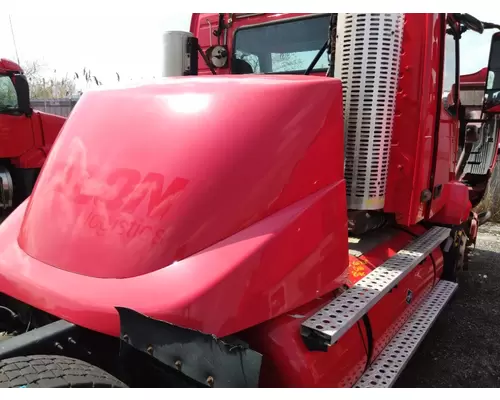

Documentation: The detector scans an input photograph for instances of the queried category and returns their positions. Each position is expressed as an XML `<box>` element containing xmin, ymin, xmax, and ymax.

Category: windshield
<box><xmin>232</xmin><ymin>14</ymin><xmax>330</xmax><ymax>74</ymax></box>
<box><xmin>0</xmin><ymin>76</ymin><xmax>18</xmax><ymax>111</ymax></box>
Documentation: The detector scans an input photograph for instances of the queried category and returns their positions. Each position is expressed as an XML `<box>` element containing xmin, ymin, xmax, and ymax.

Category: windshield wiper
<box><xmin>304</xmin><ymin>40</ymin><xmax>329</xmax><ymax>76</ymax></box>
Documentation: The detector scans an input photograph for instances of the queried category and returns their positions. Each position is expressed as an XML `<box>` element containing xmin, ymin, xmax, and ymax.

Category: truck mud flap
<box><xmin>116</xmin><ymin>307</ymin><xmax>262</xmax><ymax>388</ymax></box>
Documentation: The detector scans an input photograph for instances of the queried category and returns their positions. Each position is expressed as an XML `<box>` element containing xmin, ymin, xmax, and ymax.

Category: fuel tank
<box><xmin>0</xmin><ymin>75</ymin><xmax>351</xmax><ymax>336</ymax></box>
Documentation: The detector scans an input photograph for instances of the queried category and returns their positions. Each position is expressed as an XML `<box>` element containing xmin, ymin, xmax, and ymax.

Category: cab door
<box><xmin>427</xmin><ymin>16</ymin><xmax>461</xmax><ymax>219</ymax></box>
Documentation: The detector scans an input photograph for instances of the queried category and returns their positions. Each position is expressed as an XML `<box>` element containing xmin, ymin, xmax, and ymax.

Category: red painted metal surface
<box><xmin>20</xmin><ymin>76</ymin><xmax>346</xmax><ymax>279</ymax></box>
<box><xmin>430</xmin><ymin>181</ymin><xmax>471</xmax><ymax>225</ymax></box>
<box><xmin>0</xmin><ymin>114</ymin><xmax>35</xmax><ymax>157</ymax></box>
<box><xmin>239</xmin><ymin>227</ymin><xmax>442</xmax><ymax>388</ymax></box>
<box><xmin>33</xmin><ymin>112</ymin><xmax>66</xmax><ymax>161</ymax></box>
<box><xmin>0</xmin><ymin>75</ymin><xmax>350</xmax><ymax>338</ymax></box>
<box><xmin>0</xmin><ymin>58</ymin><xmax>23</xmax><ymax>74</ymax></box>
<box><xmin>0</xmin><ymin>112</ymin><xmax>65</xmax><ymax>169</ymax></box>
<box><xmin>0</xmin><ymin>183</ymin><xmax>346</xmax><ymax>338</ymax></box>
<box><xmin>241</xmin><ymin>297</ymin><xmax>367</xmax><ymax>388</ymax></box>
<box><xmin>428</xmin><ymin>72</ymin><xmax>461</xmax><ymax>220</ymax></box>
<box><xmin>384</xmin><ymin>14</ymin><xmax>443</xmax><ymax>226</ymax></box>
<box><xmin>193</xmin><ymin>13</ymin><xmax>466</xmax><ymax>228</ymax></box>
<box><xmin>486</xmin><ymin>104</ymin><xmax>500</xmax><ymax>113</ymax></box>
<box><xmin>191</xmin><ymin>13</ymin><xmax>323</xmax><ymax>77</ymax></box>
<box><xmin>0</xmin><ymin>13</ymin><xmax>481</xmax><ymax>388</ymax></box>
<box><xmin>460</xmin><ymin>68</ymin><xmax>487</xmax><ymax>86</ymax></box>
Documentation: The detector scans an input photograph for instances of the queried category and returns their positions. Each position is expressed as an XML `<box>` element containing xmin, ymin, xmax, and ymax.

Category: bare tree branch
<box><xmin>17</xmin><ymin>59</ymin><xmax>116</xmax><ymax>100</ymax></box>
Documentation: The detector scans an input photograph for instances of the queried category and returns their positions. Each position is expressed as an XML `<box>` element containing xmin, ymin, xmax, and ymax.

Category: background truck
<box><xmin>0</xmin><ymin>13</ymin><xmax>497</xmax><ymax>389</ymax></box>
<box><xmin>0</xmin><ymin>58</ymin><xmax>66</xmax><ymax>216</ymax></box>
<box><xmin>456</xmin><ymin>67</ymin><xmax>500</xmax><ymax>214</ymax></box>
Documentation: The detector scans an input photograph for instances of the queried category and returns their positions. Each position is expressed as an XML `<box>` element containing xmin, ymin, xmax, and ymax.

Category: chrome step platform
<box><xmin>301</xmin><ymin>226</ymin><xmax>451</xmax><ymax>347</ymax></box>
<box><xmin>354</xmin><ymin>279</ymin><xmax>458</xmax><ymax>388</ymax></box>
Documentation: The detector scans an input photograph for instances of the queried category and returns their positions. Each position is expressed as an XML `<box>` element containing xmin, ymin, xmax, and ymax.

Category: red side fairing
<box><xmin>0</xmin><ymin>75</ymin><xmax>350</xmax><ymax>338</ymax></box>
<box><xmin>20</xmin><ymin>75</ymin><xmax>346</xmax><ymax>278</ymax></box>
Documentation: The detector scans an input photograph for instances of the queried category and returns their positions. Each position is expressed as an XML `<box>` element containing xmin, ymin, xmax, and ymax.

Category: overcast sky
<box><xmin>0</xmin><ymin>12</ymin><xmax>498</xmax><ymax>86</ymax></box>
<box><xmin>1</xmin><ymin>13</ymin><xmax>191</xmax><ymax>85</ymax></box>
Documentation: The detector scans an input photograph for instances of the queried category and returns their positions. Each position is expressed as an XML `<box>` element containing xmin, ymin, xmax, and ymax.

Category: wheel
<box><xmin>441</xmin><ymin>227</ymin><xmax>467</xmax><ymax>282</ymax></box>
<box><xmin>0</xmin><ymin>355</ymin><xmax>127</xmax><ymax>388</ymax></box>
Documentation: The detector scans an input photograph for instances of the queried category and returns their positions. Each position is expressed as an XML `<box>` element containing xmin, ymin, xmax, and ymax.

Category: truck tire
<box><xmin>0</xmin><ymin>355</ymin><xmax>127</xmax><ymax>388</ymax></box>
<box><xmin>442</xmin><ymin>227</ymin><xmax>467</xmax><ymax>283</ymax></box>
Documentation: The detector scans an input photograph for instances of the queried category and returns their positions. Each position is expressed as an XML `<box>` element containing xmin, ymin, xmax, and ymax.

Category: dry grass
<box><xmin>475</xmin><ymin>162</ymin><xmax>500</xmax><ymax>222</ymax></box>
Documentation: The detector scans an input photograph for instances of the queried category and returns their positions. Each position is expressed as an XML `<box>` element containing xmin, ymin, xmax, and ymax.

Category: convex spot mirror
<box><xmin>206</xmin><ymin>45</ymin><xmax>228</xmax><ymax>69</ymax></box>
<box><xmin>483</xmin><ymin>32</ymin><xmax>500</xmax><ymax>113</ymax></box>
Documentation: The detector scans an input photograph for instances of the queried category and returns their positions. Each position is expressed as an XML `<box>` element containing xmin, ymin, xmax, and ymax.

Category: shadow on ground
<box><xmin>395</xmin><ymin>238</ymin><xmax>500</xmax><ymax>388</ymax></box>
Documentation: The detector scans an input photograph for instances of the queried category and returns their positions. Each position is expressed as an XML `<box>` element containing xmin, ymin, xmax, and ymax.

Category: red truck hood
<box><xmin>18</xmin><ymin>75</ymin><xmax>345</xmax><ymax>279</ymax></box>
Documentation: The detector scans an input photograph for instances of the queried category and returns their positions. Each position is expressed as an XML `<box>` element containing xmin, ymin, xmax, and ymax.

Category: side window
<box><xmin>442</xmin><ymin>31</ymin><xmax>457</xmax><ymax>115</ymax></box>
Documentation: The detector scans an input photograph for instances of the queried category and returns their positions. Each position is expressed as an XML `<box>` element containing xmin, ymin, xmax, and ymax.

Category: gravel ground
<box><xmin>395</xmin><ymin>222</ymin><xmax>500</xmax><ymax>388</ymax></box>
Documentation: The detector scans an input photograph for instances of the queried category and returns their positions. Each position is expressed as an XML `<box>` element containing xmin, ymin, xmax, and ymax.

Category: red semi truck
<box><xmin>0</xmin><ymin>58</ymin><xmax>65</xmax><ymax>215</ymax></box>
<box><xmin>0</xmin><ymin>13</ymin><xmax>496</xmax><ymax>388</ymax></box>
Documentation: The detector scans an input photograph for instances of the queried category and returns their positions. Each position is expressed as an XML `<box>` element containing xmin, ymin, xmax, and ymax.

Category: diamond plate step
<box><xmin>300</xmin><ymin>226</ymin><xmax>451</xmax><ymax>347</ymax></box>
<box><xmin>354</xmin><ymin>279</ymin><xmax>458</xmax><ymax>388</ymax></box>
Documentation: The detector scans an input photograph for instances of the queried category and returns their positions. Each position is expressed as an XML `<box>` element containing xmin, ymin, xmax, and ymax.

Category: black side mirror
<box><xmin>483</xmin><ymin>32</ymin><xmax>500</xmax><ymax>113</ymax></box>
<box><xmin>12</xmin><ymin>73</ymin><xmax>31</xmax><ymax>116</ymax></box>
<box><xmin>460</xmin><ymin>13</ymin><xmax>484</xmax><ymax>34</ymax></box>
<box><xmin>450</xmin><ymin>13</ymin><xmax>485</xmax><ymax>34</ymax></box>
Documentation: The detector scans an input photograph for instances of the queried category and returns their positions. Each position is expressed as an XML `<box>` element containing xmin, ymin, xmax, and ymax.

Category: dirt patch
<box><xmin>395</xmin><ymin>222</ymin><xmax>500</xmax><ymax>388</ymax></box>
